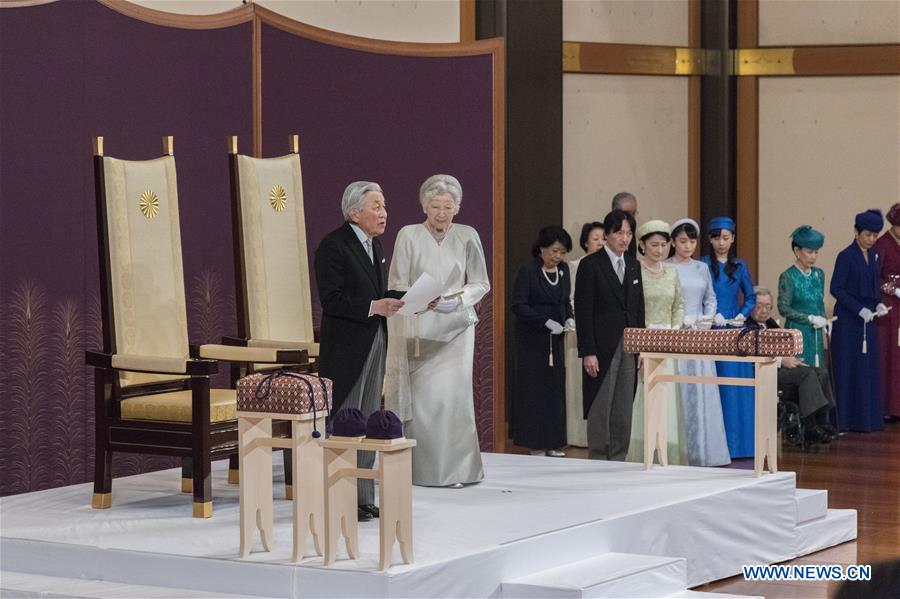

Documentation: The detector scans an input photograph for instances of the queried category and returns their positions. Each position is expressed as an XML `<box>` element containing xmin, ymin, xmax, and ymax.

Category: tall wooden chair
<box><xmin>226</xmin><ymin>135</ymin><xmax>319</xmax><ymax>499</ymax></box>
<box><xmin>87</xmin><ymin>136</ymin><xmax>306</xmax><ymax>517</ymax></box>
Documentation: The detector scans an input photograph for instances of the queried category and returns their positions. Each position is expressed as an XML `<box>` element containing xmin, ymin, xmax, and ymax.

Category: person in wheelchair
<box><xmin>747</xmin><ymin>287</ymin><xmax>837</xmax><ymax>445</ymax></box>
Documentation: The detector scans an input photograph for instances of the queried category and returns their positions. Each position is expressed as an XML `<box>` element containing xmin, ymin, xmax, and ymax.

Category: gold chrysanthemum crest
<box><xmin>269</xmin><ymin>184</ymin><xmax>287</xmax><ymax>212</ymax></box>
<box><xmin>139</xmin><ymin>189</ymin><xmax>160</xmax><ymax>219</ymax></box>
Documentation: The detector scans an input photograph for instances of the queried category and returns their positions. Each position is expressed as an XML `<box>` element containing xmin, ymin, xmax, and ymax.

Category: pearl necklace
<box><xmin>542</xmin><ymin>267</ymin><xmax>560</xmax><ymax>286</ymax></box>
<box><xmin>643</xmin><ymin>261</ymin><xmax>664</xmax><ymax>275</ymax></box>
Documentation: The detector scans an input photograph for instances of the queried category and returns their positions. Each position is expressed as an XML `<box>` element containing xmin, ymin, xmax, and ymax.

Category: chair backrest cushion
<box><xmin>102</xmin><ymin>155</ymin><xmax>189</xmax><ymax>386</ymax></box>
<box><xmin>236</xmin><ymin>154</ymin><xmax>314</xmax><ymax>343</ymax></box>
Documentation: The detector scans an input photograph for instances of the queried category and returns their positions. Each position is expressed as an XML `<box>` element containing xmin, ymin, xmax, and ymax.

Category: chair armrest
<box><xmin>247</xmin><ymin>338</ymin><xmax>319</xmax><ymax>357</ymax></box>
<box><xmin>195</xmin><ymin>343</ymin><xmax>307</xmax><ymax>365</ymax></box>
<box><xmin>85</xmin><ymin>351</ymin><xmax>218</xmax><ymax>376</ymax></box>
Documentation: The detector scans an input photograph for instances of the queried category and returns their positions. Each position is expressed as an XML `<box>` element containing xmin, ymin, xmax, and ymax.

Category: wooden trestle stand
<box><xmin>318</xmin><ymin>436</ymin><xmax>416</xmax><ymax>571</ymax></box>
<box><xmin>238</xmin><ymin>410</ymin><xmax>325</xmax><ymax>561</ymax></box>
<box><xmin>640</xmin><ymin>352</ymin><xmax>779</xmax><ymax>477</ymax></box>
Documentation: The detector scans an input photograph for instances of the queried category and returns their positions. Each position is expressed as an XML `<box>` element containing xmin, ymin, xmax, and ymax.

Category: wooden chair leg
<box><xmin>92</xmin><ymin>368</ymin><xmax>112</xmax><ymax>509</ymax></box>
<box><xmin>228</xmin><ymin>453</ymin><xmax>239</xmax><ymax>485</ymax></box>
<box><xmin>283</xmin><ymin>448</ymin><xmax>293</xmax><ymax>499</ymax></box>
<box><xmin>181</xmin><ymin>457</ymin><xmax>193</xmax><ymax>493</ymax></box>
<box><xmin>191</xmin><ymin>377</ymin><xmax>212</xmax><ymax>518</ymax></box>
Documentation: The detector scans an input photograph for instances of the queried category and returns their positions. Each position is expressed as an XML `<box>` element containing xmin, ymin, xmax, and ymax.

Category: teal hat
<box><xmin>790</xmin><ymin>225</ymin><xmax>824</xmax><ymax>250</ymax></box>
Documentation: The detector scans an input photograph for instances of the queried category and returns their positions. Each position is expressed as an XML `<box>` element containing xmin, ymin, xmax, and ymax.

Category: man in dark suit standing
<box><xmin>315</xmin><ymin>181</ymin><xmax>404</xmax><ymax>521</ymax></box>
<box><xmin>575</xmin><ymin>209</ymin><xmax>645</xmax><ymax>460</ymax></box>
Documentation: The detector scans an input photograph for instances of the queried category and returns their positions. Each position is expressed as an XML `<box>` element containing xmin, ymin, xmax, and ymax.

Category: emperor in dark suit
<box><xmin>315</xmin><ymin>181</ymin><xmax>404</xmax><ymax>518</ymax></box>
<box><xmin>575</xmin><ymin>209</ymin><xmax>645</xmax><ymax>460</ymax></box>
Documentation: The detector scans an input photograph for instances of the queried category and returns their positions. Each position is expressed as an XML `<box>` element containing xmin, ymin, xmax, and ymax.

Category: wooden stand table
<box><xmin>237</xmin><ymin>410</ymin><xmax>325</xmax><ymax>561</ymax></box>
<box><xmin>317</xmin><ymin>436</ymin><xmax>416</xmax><ymax>571</ymax></box>
<box><xmin>640</xmin><ymin>352</ymin><xmax>779</xmax><ymax>476</ymax></box>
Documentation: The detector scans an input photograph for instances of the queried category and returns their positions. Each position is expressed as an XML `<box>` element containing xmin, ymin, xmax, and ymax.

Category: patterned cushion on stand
<box><xmin>236</xmin><ymin>368</ymin><xmax>332</xmax><ymax>415</ymax></box>
<box><xmin>623</xmin><ymin>326</ymin><xmax>803</xmax><ymax>357</ymax></box>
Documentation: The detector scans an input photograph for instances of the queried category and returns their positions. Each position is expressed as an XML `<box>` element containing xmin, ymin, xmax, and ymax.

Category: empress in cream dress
<box><xmin>384</xmin><ymin>223</ymin><xmax>490</xmax><ymax>486</ymax></box>
<box><xmin>626</xmin><ymin>262</ymin><xmax>688</xmax><ymax>464</ymax></box>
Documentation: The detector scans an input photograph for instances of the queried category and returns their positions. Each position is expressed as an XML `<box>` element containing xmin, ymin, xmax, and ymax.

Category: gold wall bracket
<box><xmin>734</xmin><ymin>48</ymin><xmax>795</xmax><ymax>76</ymax></box>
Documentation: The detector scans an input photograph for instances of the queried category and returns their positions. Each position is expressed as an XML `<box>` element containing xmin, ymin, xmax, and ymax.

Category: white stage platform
<box><xmin>1</xmin><ymin>453</ymin><xmax>855</xmax><ymax>598</ymax></box>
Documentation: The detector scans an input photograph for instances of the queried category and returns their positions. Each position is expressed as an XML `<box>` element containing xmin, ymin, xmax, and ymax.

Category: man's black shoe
<box><xmin>359</xmin><ymin>504</ymin><xmax>380</xmax><ymax>518</ymax></box>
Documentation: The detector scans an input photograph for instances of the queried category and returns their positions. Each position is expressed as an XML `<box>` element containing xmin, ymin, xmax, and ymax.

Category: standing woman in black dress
<box><xmin>511</xmin><ymin>226</ymin><xmax>575</xmax><ymax>457</ymax></box>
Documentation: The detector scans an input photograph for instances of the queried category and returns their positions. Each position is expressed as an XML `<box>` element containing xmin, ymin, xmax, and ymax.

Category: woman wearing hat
<box><xmin>565</xmin><ymin>222</ymin><xmax>606</xmax><ymax>447</ymax></box>
<box><xmin>830</xmin><ymin>209</ymin><xmax>888</xmax><ymax>432</ymax></box>
<box><xmin>667</xmin><ymin>218</ymin><xmax>731</xmax><ymax>466</ymax></box>
<box><xmin>625</xmin><ymin>220</ymin><xmax>688</xmax><ymax>464</ymax></box>
<box><xmin>777</xmin><ymin>226</ymin><xmax>829</xmax><ymax>368</ymax></box>
<box><xmin>701</xmin><ymin>216</ymin><xmax>757</xmax><ymax>458</ymax></box>
<box><xmin>874</xmin><ymin>203</ymin><xmax>900</xmax><ymax>420</ymax></box>
<box><xmin>511</xmin><ymin>226</ymin><xmax>575</xmax><ymax>457</ymax></box>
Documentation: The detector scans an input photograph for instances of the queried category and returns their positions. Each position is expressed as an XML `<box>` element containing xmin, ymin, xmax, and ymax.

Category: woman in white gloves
<box><xmin>778</xmin><ymin>225</ymin><xmax>829</xmax><ymax>368</ymax></box>
<box><xmin>385</xmin><ymin>175</ymin><xmax>490</xmax><ymax>486</ymax></box>
<box><xmin>511</xmin><ymin>226</ymin><xmax>575</xmax><ymax>457</ymax></box>
<box><xmin>830</xmin><ymin>209</ymin><xmax>887</xmax><ymax>432</ymax></box>
<box><xmin>667</xmin><ymin>218</ymin><xmax>731</xmax><ymax>466</ymax></box>
<box><xmin>625</xmin><ymin>220</ymin><xmax>688</xmax><ymax>464</ymax></box>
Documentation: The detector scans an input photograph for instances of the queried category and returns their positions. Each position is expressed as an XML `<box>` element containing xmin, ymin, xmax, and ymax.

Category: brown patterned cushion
<box><xmin>236</xmin><ymin>370</ymin><xmax>332</xmax><ymax>415</ymax></box>
<box><xmin>623</xmin><ymin>327</ymin><xmax>802</xmax><ymax>357</ymax></box>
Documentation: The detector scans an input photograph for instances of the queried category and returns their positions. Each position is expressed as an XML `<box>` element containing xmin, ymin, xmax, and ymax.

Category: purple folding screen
<box><xmin>0</xmin><ymin>2</ymin><xmax>501</xmax><ymax>496</ymax></box>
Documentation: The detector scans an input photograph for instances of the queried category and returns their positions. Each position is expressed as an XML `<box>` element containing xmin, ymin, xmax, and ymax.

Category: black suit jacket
<box><xmin>574</xmin><ymin>249</ymin><xmax>645</xmax><ymax>417</ymax></box>
<box><xmin>315</xmin><ymin>222</ymin><xmax>403</xmax><ymax>412</ymax></box>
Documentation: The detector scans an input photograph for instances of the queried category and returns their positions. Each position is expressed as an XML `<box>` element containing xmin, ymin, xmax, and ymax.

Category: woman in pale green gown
<box><xmin>626</xmin><ymin>220</ymin><xmax>688</xmax><ymax>464</ymax></box>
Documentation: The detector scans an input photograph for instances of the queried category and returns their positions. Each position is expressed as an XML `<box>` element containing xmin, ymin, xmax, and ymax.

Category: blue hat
<box><xmin>854</xmin><ymin>209</ymin><xmax>884</xmax><ymax>233</ymax></box>
<box><xmin>365</xmin><ymin>409</ymin><xmax>404</xmax><ymax>440</ymax></box>
<box><xmin>331</xmin><ymin>407</ymin><xmax>367</xmax><ymax>437</ymax></box>
<box><xmin>790</xmin><ymin>225</ymin><xmax>824</xmax><ymax>250</ymax></box>
<box><xmin>708</xmin><ymin>216</ymin><xmax>736</xmax><ymax>233</ymax></box>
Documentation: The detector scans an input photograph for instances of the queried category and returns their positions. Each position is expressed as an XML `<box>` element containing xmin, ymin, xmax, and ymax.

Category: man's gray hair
<box><xmin>754</xmin><ymin>286</ymin><xmax>772</xmax><ymax>298</ymax></box>
<box><xmin>611</xmin><ymin>191</ymin><xmax>636</xmax><ymax>211</ymax></box>
<box><xmin>341</xmin><ymin>181</ymin><xmax>383</xmax><ymax>221</ymax></box>
<box><xmin>419</xmin><ymin>174</ymin><xmax>462</xmax><ymax>208</ymax></box>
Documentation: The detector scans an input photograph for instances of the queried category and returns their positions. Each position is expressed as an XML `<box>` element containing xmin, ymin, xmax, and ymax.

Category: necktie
<box><xmin>364</xmin><ymin>239</ymin><xmax>373</xmax><ymax>263</ymax></box>
<box><xmin>616</xmin><ymin>257</ymin><xmax>625</xmax><ymax>284</ymax></box>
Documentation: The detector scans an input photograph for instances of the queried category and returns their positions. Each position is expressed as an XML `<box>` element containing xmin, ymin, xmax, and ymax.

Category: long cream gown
<box><xmin>384</xmin><ymin>223</ymin><xmax>490</xmax><ymax>486</ymax></box>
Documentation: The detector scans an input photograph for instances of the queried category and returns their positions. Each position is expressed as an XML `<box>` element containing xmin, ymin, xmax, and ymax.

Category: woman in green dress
<box><xmin>777</xmin><ymin>226</ymin><xmax>828</xmax><ymax>368</ymax></box>
<box><xmin>626</xmin><ymin>220</ymin><xmax>687</xmax><ymax>464</ymax></box>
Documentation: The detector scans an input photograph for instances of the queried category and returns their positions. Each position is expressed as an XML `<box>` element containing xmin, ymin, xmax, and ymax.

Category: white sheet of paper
<box><xmin>396</xmin><ymin>272</ymin><xmax>445</xmax><ymax>316</ymax></box>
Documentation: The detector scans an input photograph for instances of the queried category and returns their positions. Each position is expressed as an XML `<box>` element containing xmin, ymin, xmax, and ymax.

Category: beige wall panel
<box><xmin>758</xmin><ymin>76</ymin><xmax>900</xmax><ymax>317</ymax></box>
<box><xmin>759</xmin><ymin>0</ymin><xmax>900</xmax><ymax>46</ymax></box>
<box><xmin>563</xmin><ymin>0</ymin><xmax>689</xmax><ymax>46</ymax></box>
<box><xmin>132</xmin><ymin>0</ymin><xmax>461</xmax><ymax>42</ymax></box>
<box><xmin>563</xmin><ymin>74</ymin><xmax>689</xmax><ymax>259</ymax></box>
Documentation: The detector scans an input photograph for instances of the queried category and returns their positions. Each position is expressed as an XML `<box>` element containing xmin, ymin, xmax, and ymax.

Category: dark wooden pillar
<box><xmin>477</xmin><ymin>0</ymin><xmax>562</xmax><ymax>436</ymax></box>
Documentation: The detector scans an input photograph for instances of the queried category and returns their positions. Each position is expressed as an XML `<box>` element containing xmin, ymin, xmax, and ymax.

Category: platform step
<box><xmin>502</xmin><ymin>552</ymin><xmax>686</xmax><ymax>598</ymax></box>
<box><xmin>0</xmin><ymin>571</ymin><xmax>278</xmax><ymax>599</ymax></box>
<box><xmin>795</xmin><ymin>508</ymin><xmax>857</xmax><ymax>557</ymax></box>
<box><xmin>794</xmin><ymin>488</ymin><xmax>828</xmax><ymax>524</ymax></box>
<box><xmin>667</xmin><ymin>591</ymin><xmax>762</xmax><ymax>598</ymax></box>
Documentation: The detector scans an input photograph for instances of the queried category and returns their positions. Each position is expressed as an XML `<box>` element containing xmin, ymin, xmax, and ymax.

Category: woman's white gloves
<box><xmin>545</xmin><ymin>320</ymin><xmax>565</xmax><ymax>335</ymax></box>
<box><xmin>713</xmin><ymin>313</ymin><xmax>727</xmax><ymax>326</ymax></box>
<box><xmin>808</xmin><ymin>315</ymin><xmax>828</xmax><ymax>329</ymax></box>
<box><xmin>434</xmin><ymin>296</ymin><xmax>461</xmax><ymax>313</ymax></box>
<box><xmin>875</xmin><ymin>303</ymin><xmax>889</xmax><ymax>317</ymax></box>
<box><xmin>564</xmin><ymin>318</ymin><xmax>576</xmax><ymax>331</ymax></box>
<box><xmin>859</xmin><ymin>308</ymin><xmax>874</xmax><ymax>323</ymax></box>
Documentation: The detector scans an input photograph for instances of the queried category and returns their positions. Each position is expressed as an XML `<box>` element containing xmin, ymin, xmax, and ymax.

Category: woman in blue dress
<box><xmin>668</xmin><ymin>218</ymin><xmax>731</xmax><ymax>466</ymax></box>
<box><xmin>830</xmin><ymin>209</ymin><xmax>887</xmax><ymax>432</ymax></box>
<box><xmin>701</xmin><ymin>216</ymin><xmax>757</xmax><ymax>458</ymax></box>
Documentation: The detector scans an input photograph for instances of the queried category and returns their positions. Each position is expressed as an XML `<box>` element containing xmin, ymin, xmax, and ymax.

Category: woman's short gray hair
<box><xmin>419</xmin><ymin>174</ymin><xmax>462</xmax><ymax>208</ymax></box>
<box><xmin>341</xmin><ymin>181</ymin><xmax>383</xmax><ymax>221</ymax></box>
